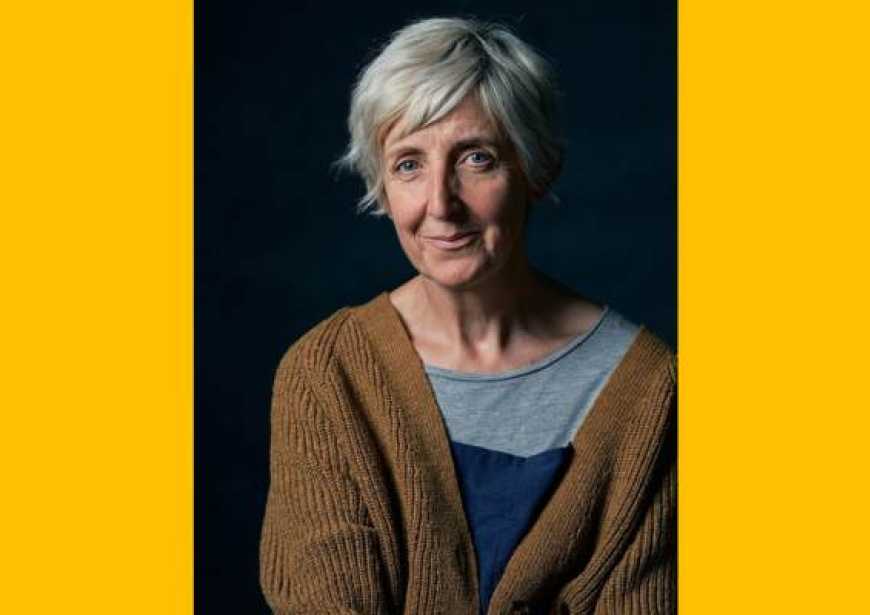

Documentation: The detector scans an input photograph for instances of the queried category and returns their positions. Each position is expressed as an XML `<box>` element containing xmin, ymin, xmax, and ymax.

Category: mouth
<box><xmin>422</xmin><ymin>231</ymin><xmax>480</xmax><ymax>250</ymax></box>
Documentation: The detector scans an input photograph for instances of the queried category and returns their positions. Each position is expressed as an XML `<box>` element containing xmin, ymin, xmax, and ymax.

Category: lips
<box><xmin>423</xmin><ymin>231</ymin><xmax>480</xmax><ymax>250</ymax></box>
<box><xmin>432</xmin><ymin>232</ymin><xmax>474</xmax><ymax>241</ymax></box>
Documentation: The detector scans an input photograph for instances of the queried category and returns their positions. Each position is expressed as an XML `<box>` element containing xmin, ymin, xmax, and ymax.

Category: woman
<box><xmin>260</xmin><ymin>17</ymin><xmax>676</xmax><ymax>615</ymax></box>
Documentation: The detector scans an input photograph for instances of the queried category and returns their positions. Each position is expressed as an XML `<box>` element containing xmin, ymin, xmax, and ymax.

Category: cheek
<box><xmin>390</xmin><ymin>208</ymin><xmax>422</xmax><ymax>240</ymax></box>
<box><xmin>385</xmin><ymin>196</ymin><xmax>424</xmax><ymax>260</ymax></box>
<box><xmin>384</xmin><ymin>185</ymin><xmax>424</xmax><ymax>230</ymax></box>
<box><xmin>466</xmin><ymin>179</ymin><xmax>524</xmax><ymax>232</ymax></box>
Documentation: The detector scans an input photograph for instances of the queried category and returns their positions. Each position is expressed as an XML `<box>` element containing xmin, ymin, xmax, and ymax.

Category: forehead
<box><xmin>382</xmin><ymin>96</ymin><xmax>500</xmax><ymax>154</ymax></box>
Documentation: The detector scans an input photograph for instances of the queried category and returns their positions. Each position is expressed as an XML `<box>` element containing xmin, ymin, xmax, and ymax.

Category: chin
<box><xmin>420</xmin><ymin>258</ymin><xmax>498</xmax><ymax>291</ymax></box>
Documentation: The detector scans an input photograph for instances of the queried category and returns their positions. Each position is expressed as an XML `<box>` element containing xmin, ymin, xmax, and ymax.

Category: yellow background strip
<box><xmin>0</xmin><ymin>2</ymin><xmax>193</xmax><ymax>613</ymax></box>
<box><xmin>680</xmin><ymin>1</ymin><xmax>869</xmax><ymax>611</ymax></box>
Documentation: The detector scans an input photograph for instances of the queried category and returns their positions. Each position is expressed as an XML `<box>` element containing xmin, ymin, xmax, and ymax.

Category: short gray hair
<box><xmin>337</xmin><ymin>17</ymin><xmax>563</xmax><ymax>215</ymax></box>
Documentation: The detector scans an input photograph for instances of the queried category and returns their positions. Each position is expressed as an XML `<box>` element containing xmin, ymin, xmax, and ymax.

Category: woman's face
<box><xmin>381</xmin><ymin>96</ymin><xmax>530</xmax><ymax>291</ymax></box>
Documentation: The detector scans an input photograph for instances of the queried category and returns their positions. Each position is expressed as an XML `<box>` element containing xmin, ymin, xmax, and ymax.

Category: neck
<box><xmin>407</xmin><ymin>254</ymin><xmax>547</xmax><ymax>354</ymax></box>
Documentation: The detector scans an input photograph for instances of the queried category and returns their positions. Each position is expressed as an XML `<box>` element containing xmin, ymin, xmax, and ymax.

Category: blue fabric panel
<box><xmin>449</xmin><ymin>440</ymin><xmax>573</xmax><ymax>615</ymax></box>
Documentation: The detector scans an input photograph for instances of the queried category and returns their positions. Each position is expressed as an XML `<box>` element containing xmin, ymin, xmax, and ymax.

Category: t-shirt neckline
<box><xmin>423</xmin><ymin>304</ymin><xmax>611</xmax><ymax>382</ymax></box>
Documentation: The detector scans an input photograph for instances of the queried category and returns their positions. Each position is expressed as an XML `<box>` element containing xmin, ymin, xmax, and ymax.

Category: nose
<box><xmin>427</xmin><ymin>159</ymin><xmax>461</xmax><ymax>219</ymax></box>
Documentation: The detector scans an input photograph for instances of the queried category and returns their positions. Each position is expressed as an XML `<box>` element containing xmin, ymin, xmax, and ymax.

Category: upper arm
<box><xmin>592</xmin><ymin>381</ymin><xmax>677</xmax><ymax>615</ymax></box>
<box><xmin>591</xmin><ymin>457</ymin><xmax>677</xmax><ymax>614</ymax></box>
<box><xmin>259</xmin><ymin>350</ymin><xmax>392</xmax><ymax>614</ymax></box>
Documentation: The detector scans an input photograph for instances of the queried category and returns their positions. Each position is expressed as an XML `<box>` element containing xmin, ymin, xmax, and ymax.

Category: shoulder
<box><xmin>590</xmin><ymin>309</ymin><xmax>676</xmax><ymax>442</ymax></box>
<box><xmin>596</xmin><ymin>323</ymin><xmax>676</xmax><ymax>480</ymax></box>
<box><xmin>272</xmin><ymin>293</ymin><xmax>394</xmax><ymax>390</ymax></box>
<box><xmin>268</xmin><ymin>306</ymin><xmax>372</xmax><ymax>476</ymax></box>
<box><xmin>274</xmin><ymin>307</ymin><xmax>353</xmax><ymax>383</ymax></box>
<box><xmin>600</xmin><ymin>306</ymin><xmax>675</xmax><ymax>386</ymax></box>
<box><xmin>268</xmin><ymin>295</ymin><xmax>398</xmax><ymax>466</ymax></box>
<box><xmin>626</xmin><ymin>325</ymin><xmax>675</xmax><ymax>384</ymax></box>
<box><xmin>619</xmin><ymin>326</ymin><xmax>676</xmax><ymax>427</ymax></box>
<box><xmin>268</xmin><ymin>305</ymin><xmax>364</xmax><ymax>444</ymax></box>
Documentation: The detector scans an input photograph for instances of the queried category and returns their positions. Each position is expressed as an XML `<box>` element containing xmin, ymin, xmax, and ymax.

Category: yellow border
<box><xmin>0</xmin><ymin>2</ymin><xmax>193</xmax><ymax>612</ymax></box>
<box><xmin>679</xmin><ymin>1</ymin><xmax>869</xmax><ymax>611</ymax></box>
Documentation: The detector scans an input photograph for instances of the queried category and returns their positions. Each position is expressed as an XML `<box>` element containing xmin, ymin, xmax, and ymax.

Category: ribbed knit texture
<box><xmin>260</xmin><ymin>293</ymin><xmax>677</xmax><ymax>614</ymax></box>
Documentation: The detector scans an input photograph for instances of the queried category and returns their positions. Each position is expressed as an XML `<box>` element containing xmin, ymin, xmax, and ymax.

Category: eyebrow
<box><xmin>453</xmin><ymin>137</ymin><xmax>501</xmax><ymax>152</ymax></box>
<box><xmin>385</xmin><ymin>135</ymin><xmax>502</xmax><ymax>161</ymax></box>
<box><xmin>385</xmin><ymin>145</ymin><xmax>424</xmax><ymax>161</ymax></box>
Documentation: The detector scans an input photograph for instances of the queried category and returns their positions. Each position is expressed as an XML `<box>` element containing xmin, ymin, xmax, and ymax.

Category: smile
<box><xmin>423</xmin><ymin>232</ymin><xmax>480</xmax><ymax>251</ymax></box>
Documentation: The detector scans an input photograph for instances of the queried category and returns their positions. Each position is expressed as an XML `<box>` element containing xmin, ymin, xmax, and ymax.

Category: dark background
<box><xmin>196</xmin><ymin>0</ymin><xmax>676</xmax><ymax>612</ymax></box>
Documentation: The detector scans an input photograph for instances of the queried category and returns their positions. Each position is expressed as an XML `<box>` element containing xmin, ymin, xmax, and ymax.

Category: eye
<box><xmin>463</xmin><ymin>150</ymin><xmax>495</xmax><ymax>168</ymax></box>
<box><xmin>395</xmin><ymin>159</ymin><xmax>420</xmax><ymax>174</ymax></box>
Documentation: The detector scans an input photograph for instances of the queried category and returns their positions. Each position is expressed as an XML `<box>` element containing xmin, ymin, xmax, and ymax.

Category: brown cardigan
<box><xmin>259</xmin><ymin>293</ymin><xmax>677</xmax><ymax>614</ymax></box>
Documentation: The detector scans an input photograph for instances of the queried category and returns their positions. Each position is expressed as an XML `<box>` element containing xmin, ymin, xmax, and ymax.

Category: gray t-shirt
<box><xmin>424</xmin><ymin>305</ymin><xmax>640</xmax><ymax>458</ymax></box>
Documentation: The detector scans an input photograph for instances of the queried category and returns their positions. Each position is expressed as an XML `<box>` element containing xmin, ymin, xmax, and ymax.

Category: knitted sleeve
<box><xmin>592</xmin><ymin>384</ymin><xmax>677</xmax><ymax>614</ymax></box>
<box><xmin>259</xmin><ymin>350</ymin><xmax>391</xmax><ymax>614</ymax></box>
